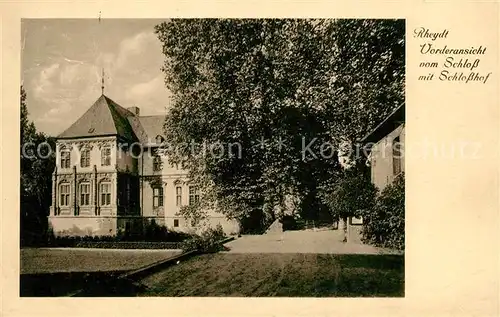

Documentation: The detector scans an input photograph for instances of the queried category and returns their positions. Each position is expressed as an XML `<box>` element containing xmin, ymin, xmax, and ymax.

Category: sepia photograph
<box><xmin>20</xmin><ymin>18</ymin><xmax>405</xmax><ymax>297</ymax></box>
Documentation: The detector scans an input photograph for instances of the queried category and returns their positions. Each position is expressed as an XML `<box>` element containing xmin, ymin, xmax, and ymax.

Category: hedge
<box><xmin>361</xmin><ymin>173</ymin><xmax>405</xmax><ymax>251</ymax></box>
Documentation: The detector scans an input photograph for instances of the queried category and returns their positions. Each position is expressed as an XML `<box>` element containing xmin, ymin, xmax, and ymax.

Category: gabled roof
<box><xmin>360</xmin><ymin>103</ymin><xmax>405</xmax><ymax>144</ymax></box>
<box><xmin>126</xmin><ymin>115</ymin><xmax>166</xmax><ymax>145</ymax></box>
<box><xmin>57</xmin><ymin>95</ymin><xmax>137</xmax><ymax>141</ymax></box>
<box><xmin>138</xmin><ymin>116</ymin><xmax>166</xmax><ymax>140</ymax></box>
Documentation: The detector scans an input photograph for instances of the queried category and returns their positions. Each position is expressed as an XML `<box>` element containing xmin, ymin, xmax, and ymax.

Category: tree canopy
<box><xmin>155</xmin><ymin>19</ymin><xmax>404</xmax><ymax>231</ymax></box>
<box><xmin>20</xmin><ymin>86</ymin><xmax>56</xmax><ymax>246</ymax></box>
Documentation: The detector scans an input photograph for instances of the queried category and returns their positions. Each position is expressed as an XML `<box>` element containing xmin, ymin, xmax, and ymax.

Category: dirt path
<box><xmin>223</xmin><ymin>230</ymin><xmax>399</xmax><ymax>254</ymax></box>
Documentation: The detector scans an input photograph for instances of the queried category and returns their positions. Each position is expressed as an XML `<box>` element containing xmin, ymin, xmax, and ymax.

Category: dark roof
<box><xmin>138</xmin><ymin>116</ymin><xmax>166</xmax><ymax>140</ymax></box>
<box><xmin>360</xmin><ymin>103</ymin><xmax>405</xmax><ymax>144</ymax></box>
<box><xmin>126</xmin><ymin>115</ymin><xmax>166</xmax><ymax>144</ymax></box>
<box><xmin>57</xmin><ymin>94</ymin><xmax>166</xmax><ymax>145</ymax></box>
<box><xmin>58</xmin><ymin>95</ymin><xmax>137</xmax><ymax>141</ymax></box>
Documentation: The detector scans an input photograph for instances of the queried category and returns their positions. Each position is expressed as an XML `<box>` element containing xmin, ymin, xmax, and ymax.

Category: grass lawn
<box><xmin>139</xmin><ymin>253</ymin><xmax>404</xmax><ymax>297</ymax></box>
<box><xmin>21</xmin><ymin>248</ymin><xmax>182</xmax><ymax>274</ymax></box>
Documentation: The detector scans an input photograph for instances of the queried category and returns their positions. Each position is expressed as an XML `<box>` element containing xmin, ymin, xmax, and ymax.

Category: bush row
<box><xmin>361</xmin><ymin>173</ymin><xmax>405</xmax><ymax>251</ymax></box>
<box><xmin>42</xmin><ymin>220</ymin><xmax>194</xmax><ymax>247</ymax></box>
<box><xmin>41</xmin><ymin>222</ymin><xmax>230</xmax><ymax>253</ymax></box>
<box><xmin>180</xmin><ymin>224</ymin><xmax>227</xmax><ymax>253</ymax></box>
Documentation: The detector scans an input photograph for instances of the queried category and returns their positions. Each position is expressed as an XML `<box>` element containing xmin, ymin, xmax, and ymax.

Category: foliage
<box><xmin>280</xmin><ymin>214</ymin><xmax>301</xmax><ymax>231</ymax></box>
<box><xmin>326</xmin><ymin>20</ymin><xmax>405</xmax><ymax>163</ymax></box>
<box><xmin>20</xmin><ymin>86</ymin><xmax>56</xmax><ymax>247</ymax></box>
<box><xmin>361</xmin><ymin>173</ymin><xmax>405</xmax><ymax>251</ymax></box>
<box><xmin>154</xmin><ymin>19</ymin><xmax>404</xmax><ymax>231</ymax></box>
<box><xmin>181</xmin><ymin>224</ymin><xmax>227</xmax><ymax>253</ymax></box>
<box><xmin>117</xmin><ymin>219</ymin><xmax>193</xmax><ymax>242</ymax></box>
<box><xmin>319</xmin><ymin>168</ymin><xmax>378</xmax><ymax>222</ymax></box>
<box><xmin>44</xmin><ymin>221</ymin><xmax>194</xmax><ymax>248</ymax></box>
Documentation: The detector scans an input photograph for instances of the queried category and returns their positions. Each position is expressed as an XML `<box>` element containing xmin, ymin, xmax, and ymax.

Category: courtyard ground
<box><xmin>139</xmin><ymin>253</ymin><xmax>404</xmax><ymax>297</ymax></box>
<box><xmin>20</xmin><ymin>230</ymin><xmax>403</xmax><ymax>296</ymax></box>
<box><xmin>137</xmin><ymin>231</ymin><xmax>404</xmax><ymax>297</ymax></box>
<box><xmin>224</xmin><ymin>229</ymin><xmax>400</xmax><ymax>254</ymax></box>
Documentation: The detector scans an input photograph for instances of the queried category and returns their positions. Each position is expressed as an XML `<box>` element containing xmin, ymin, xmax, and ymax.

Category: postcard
<box><xmin>1</xmin><ymin>1</ymin><xmax>498</xmax><ymax>317</ymax></box>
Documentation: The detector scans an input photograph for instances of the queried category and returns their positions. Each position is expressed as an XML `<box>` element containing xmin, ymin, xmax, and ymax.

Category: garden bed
<box><xmin>72</xmin><ymin>241</ymin><xmax>182</xmax><ymax>249</ymax></box>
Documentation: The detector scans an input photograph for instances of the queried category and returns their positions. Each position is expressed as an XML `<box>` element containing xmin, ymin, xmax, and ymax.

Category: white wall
<box><xmin>370</xmin><ymin>125</ymin><xmax>405</xmax><ymax>190</ymax></box>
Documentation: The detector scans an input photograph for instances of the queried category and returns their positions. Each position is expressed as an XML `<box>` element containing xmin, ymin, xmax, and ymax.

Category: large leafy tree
<box><xmin>155</xmin><ymin>19</ymin><xmax>404</xmax><ymax>231</ymax></box>
<box><xmin>320</xmin><ymin>168</ymin><xmax>378</xmax><ymax>242</ymax></box>
<box><xmin>325</xmin><ymin>19</ymin><xmax>405</xmax><ymax>167</ymax></box>
<box><xmin>20</xmin><ymin>86</ymin><xmax>56</xmax><ymax>246</ymax></box>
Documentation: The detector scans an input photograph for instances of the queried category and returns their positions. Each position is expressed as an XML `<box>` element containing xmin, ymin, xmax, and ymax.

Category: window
<box><xmin>60</xmin><ymin>150</ymin><xmax>71</xmax><ymax>168</ymax></box>
<box><xmin>176</xmin><ymin>186</ymin><xmax>182</xmax><ymax>206</ymax></box>
<box><xmin>350</xmin><ymin>216</ymin><xmax>363</xmax><ymax>225</ymax></box>
<box><xmin>101</xmin><ymin>147</ymin><xmax>111</xmax><ymax>166</ymax></box>
<box><xmin>392</xmin><ymin>136</ymin><xmax>402</xmax><ymax>176</ymax></box>
<box><xmin>80</xmin><ymin>149</ymin><xmax>90</xmax><ymax>167</ymax></box>
<box><xmin>189</xmin><ymin>186</ymin><xmax>200</xmax><ymax>205</ymax></box>
<box><xmin>100</xmin><ymin>182</ymin><xmax>111</xmax><ymax>205</ymax></box>
<box><xmin>174</xmin><ymin>219</ymin><xmax>179</xmax><ymax>227</ymax></box>
<box><xmin>153</xmin><ymin>187</ymin><xmax>164</xmax><ymax>207</ymax></box>
<box><xmin>59</xmin><ymin>184</ymin><xmax>70</xmax><ymax>206</ymax></box>
<box><xmin>153</xmin><ymin>154</ymin><xmax>162</xmax><ymax>171</ymax></box>
<box><xmin>126</xmin><ymin>179</ymin><xmax>131</xmax><ymax>205</ymax></box>
<box><xmin>155</xmin><ymin>135</ymin><xmax>164</xmax><ymax>144</ymax></box>
<box><xmin>80</xmin><ymin>183</ymin><xmax>90</xmax><ymax>205</ymax></box>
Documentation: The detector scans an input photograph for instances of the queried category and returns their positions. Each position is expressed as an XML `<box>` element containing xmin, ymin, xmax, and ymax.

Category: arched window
<box><xmin>80</xmin><ymin>149</ymin><xmax>90</xmax><ymax>167</ymax></box>
<box><xmin>155</xmin><ymin>135</ymin><xmax>164</xmax><ymax>144</ymax></box>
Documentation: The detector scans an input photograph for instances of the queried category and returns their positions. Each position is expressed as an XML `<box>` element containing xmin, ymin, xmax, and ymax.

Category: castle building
<box><xmin>48</xmin><ymin>94</ymin><xmax>240</xmax><ymax>236</ymax></box>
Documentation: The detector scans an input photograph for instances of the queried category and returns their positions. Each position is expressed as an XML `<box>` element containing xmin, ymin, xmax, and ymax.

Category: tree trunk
<box><xmin>342</xmin><ymin>216</ymin><xmax>348</xmax><ymax>243</ymax></box>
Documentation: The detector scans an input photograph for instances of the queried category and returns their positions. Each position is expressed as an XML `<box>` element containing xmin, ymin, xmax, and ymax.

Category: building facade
<box><xmin>48</xmin><ymin>94</ymin><xmax>240</xmax><ymax>236</ymax></box>
<box><xmin>362</xmin><ymin>104</ymin><xmax>405</xmax><ymax>190</ymax></box>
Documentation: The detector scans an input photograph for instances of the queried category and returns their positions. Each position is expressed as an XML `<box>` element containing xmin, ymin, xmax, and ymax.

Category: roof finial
<box><xmin>101</xmin><ymin>68</ymin><xmax>105</xmax><ymax>95</ymax></box>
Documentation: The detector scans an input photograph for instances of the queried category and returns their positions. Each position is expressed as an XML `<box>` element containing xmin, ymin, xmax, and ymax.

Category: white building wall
<box><xmin>370</xmin><ymin>124</ymin><xmax>405</xmax><ymax>190</ymax></box>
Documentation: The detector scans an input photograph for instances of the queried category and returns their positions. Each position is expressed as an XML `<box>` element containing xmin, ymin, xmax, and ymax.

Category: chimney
<box><xmin>127</xmin><ymin>106</ymin><xmax>140</xmax><ymax>116</ymax></box>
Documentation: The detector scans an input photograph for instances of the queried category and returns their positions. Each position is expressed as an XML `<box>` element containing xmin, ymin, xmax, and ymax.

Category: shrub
<box><xmin>40</xmin><ymin>221</ymin><xmax>194</xmax><ymax>248</ymax></box>
<box><xmin>320</xmin><ymin>169</ymin><xmax>378</xmax><ymax>221</ymax></box>
<box><xmin>280</xmin><ymin>214</ymin><xmax>305</xmax><ymax>231</ymax></box>
<box><xmin>319</xmin><ymin>168</ymin><xmax>377</xmax><ymax>241</ymax></box>
<box><xmin>281</xmin><ymin>215</ymin><xmax>297</xmax><ymax>231</ymax></box>
<box><xmin>181</xmin><ymin>224</ymin><xmax>227</xmax><ymax>253</ymax></box>
<box><xmin>361</xmin><ymin>173</ymin><xmax>405</xmax><ymax>251</ymax></box>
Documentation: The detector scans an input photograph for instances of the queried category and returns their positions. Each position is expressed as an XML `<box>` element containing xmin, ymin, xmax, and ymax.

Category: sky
<box><xmin>21</xmin><ymin>19</ymin><xmax>172</xmax><ymax>136</ymax></box>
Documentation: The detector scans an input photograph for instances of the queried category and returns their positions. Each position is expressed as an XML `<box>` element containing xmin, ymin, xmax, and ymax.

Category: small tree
<box><xmin>320</xmin><ymin>169</ymin><xmax>377</xmax><ymax>242</ymax></box>
<box><xmin>361</xmin><ymin>173</ymin><xmax>405</xmax><ymax>251</ymax></box>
